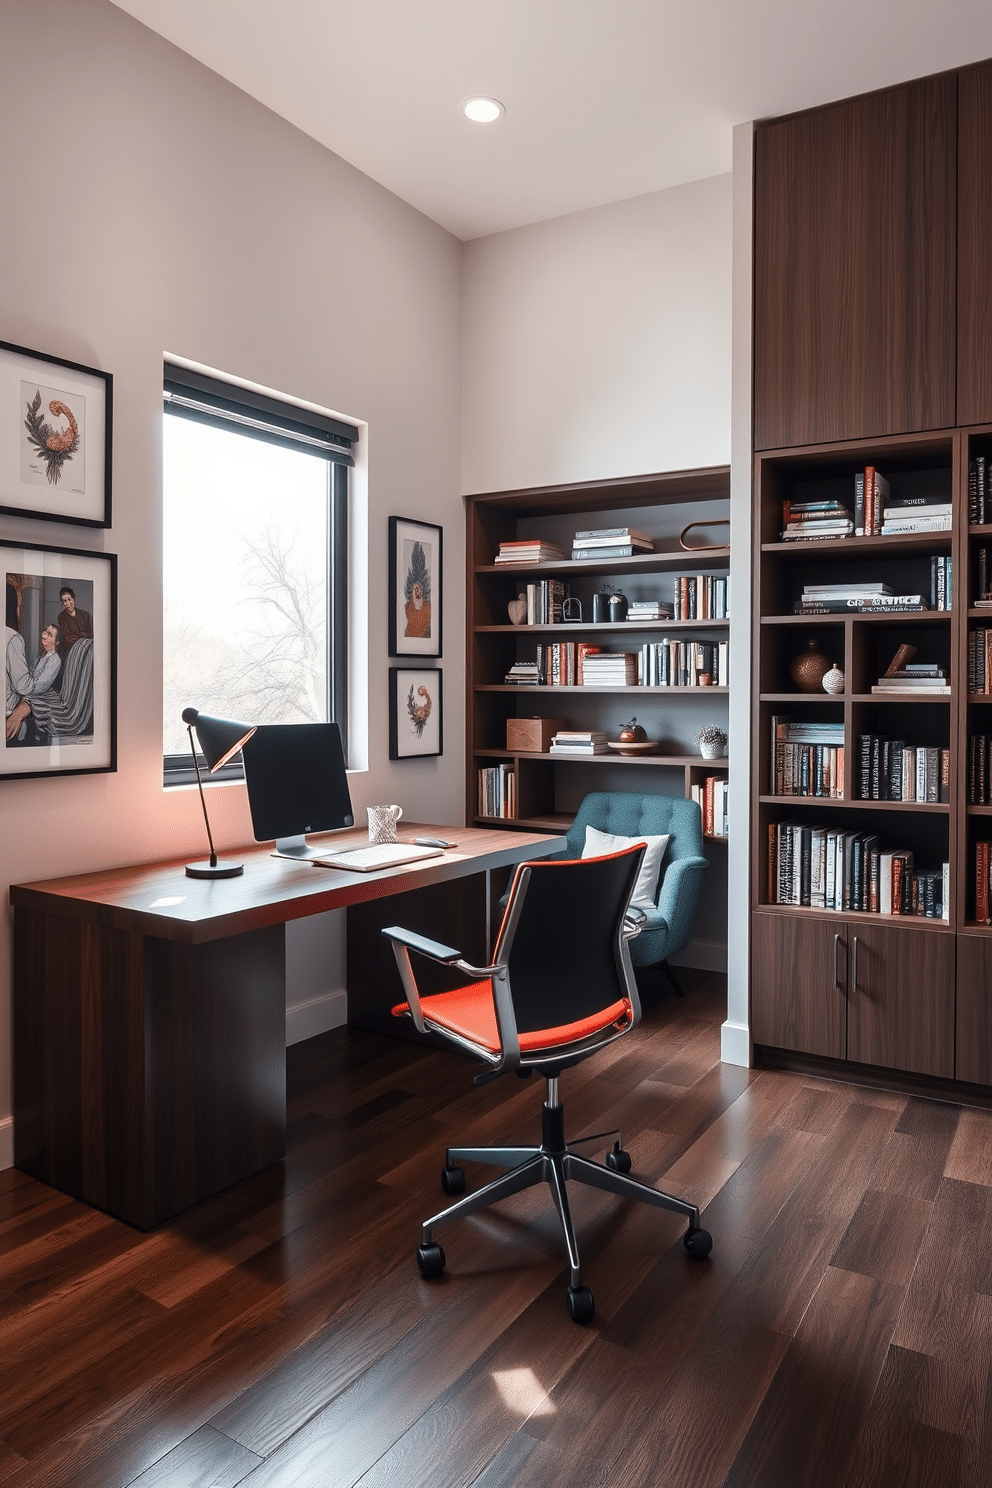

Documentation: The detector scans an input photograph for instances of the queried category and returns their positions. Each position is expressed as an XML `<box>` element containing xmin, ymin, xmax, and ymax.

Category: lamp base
<box><xmin>185</xmin><ymin>860</ymin><xmax>244</xmax><ymax>879</ymax></box>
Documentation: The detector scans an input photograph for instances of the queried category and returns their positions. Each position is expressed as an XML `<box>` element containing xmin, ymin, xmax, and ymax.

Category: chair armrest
<box><xmin>381</xmin><ymin>925</ymin><xmax>462</xmax><ymax>964</ymax></box>
<box><xmin>654</xmin><ymin>855</ymin><xmax>708</xmax><ymax>950</ymax></box>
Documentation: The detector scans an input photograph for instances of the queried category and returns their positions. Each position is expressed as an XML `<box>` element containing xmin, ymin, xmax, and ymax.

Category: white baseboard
<box><xmin>0</xmin><ymin>1115</ymin><xmax>13</xmax><ymax>1171</ymax></box>
<box><xmin>669</xmin><ymin>938</ymin><xmax>727</xmax><ymax>973</ymax></box>
<box><xmin>286</xmin><ymin>988</ymin><xmax>348</xmax><ymax>1046</ymax></box>
<box><xmin>721</xmin><ymin>1019</ymin><xmax>751</xmax><ymax>1068</ymax></box>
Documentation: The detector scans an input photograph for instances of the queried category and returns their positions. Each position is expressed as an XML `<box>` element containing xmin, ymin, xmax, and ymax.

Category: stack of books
<box><xmin>549</xmin><ymin>730</ymin><xmax>609</xmax><ymax>756</ymax></box>
<box><xmin>796</xmin><ymin>582</ymin><xmax>931</xmax><ymax>614</ymax></box>
<box><xmin>880</xmin><ymin>493</ymin><xmax>952</xmax><ymax>535</ymax></box>
<box><xmin>968</xmin><ymin>456</ymin><xmax>988</xmax><ymax>524</ymax></box>
<box><xmin>627</xmin><ymin>599</ymin><xmax>674</xmax><ymax>621</ymax></box>
<box><xmin>780</xmin><ymin>498</ymin><xmax>854</xmax><ymax>541</ymax></box>
<box><xmin>673</xmin><ymin>574</ymin><xmax>729</xmax><ymax>619</ymax></box>
<box><xmin>770</xmin><ymin>716</ymin><xmax>845</xmax><ymax>798</ymax></box>
<box><xmin>495</xmin><ymin>538</ymin><xmax>564</xmax><ymax>564</ymax></box>
<box><xmin>858</xmin><ymin>735</ymin><xmax>950</xmax><ymax>802</ymax></box>
<box><xmin>504</xmin><ymin>660</ymin><xmax>541</xmax><ymax>685</ymax></box>
<box><xmin>579</xmin><ymin>652</ymin><xmax>638</xmax><ymax>686</ymax></box>
<box><xmin>570</xmin><ymin>526</ymin><xmax>653</xmax><ymax>560</ymax></box>
<box><xmin>871</xmin><ymin>664</ymin><xmax>949</xmax><ymax>695</ymax></box>
<box><xmin>769</xmin><ymin>820</ymin><xmax>948</xmax><ymax>919</ymax></box>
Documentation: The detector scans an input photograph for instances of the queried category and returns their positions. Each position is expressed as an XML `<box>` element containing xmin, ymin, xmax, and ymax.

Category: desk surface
<box><xmin>9</xmin><ymin>824</ymin><xmax>567</xmax><ymax>944</ymax></box>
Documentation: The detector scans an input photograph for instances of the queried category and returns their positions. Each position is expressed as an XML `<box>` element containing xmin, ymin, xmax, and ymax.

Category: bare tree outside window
<box><xmin>163</xmin><ymin>416</ymin><xmax>328</xmax><ymax>757</ymax></box>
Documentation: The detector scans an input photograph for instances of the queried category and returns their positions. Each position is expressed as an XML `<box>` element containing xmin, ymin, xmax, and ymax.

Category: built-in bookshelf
<box><xmin>465</xmin><ymin>468</ymin><xmax>731</xmax><ymax>842</ymax></box>
<box><xmin>750</xmin><ymin>425</ymin><xmax>992</xmax><ymax>1089</ymax></box>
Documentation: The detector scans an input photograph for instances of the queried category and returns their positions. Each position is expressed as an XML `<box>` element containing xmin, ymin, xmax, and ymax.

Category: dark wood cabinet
<box><xmin>754</xmin><ymin>74</ymin><xmax>957</xmax><ymax>450</ymax></box>
<box><xmin>956</xmin><ymin>933</ymin><xmax>992</xmax><ymax>1086</ymax></box>
<box><xmin>844</xmin><ymin>918</ymin><xmax>955</xmax><ymax>1077</ymax></box>
<box><xmin>957</xmin><ymin>60</ymin><xmax>992</xmax><ymax>428</ymax></box>
<box><xmin>751</xmin><ymin>910</ymin><xmax>846</xmax><ymax>1059</ymax></box>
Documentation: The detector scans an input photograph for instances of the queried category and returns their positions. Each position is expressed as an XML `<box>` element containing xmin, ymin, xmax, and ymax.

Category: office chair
<box><xmin>383</xmin><ymin>845</ymin><xmax>712</xmax><ymax>1325</ymax></box>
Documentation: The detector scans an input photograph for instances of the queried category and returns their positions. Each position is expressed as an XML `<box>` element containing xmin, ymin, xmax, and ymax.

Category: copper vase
<box><xmin>790</xmin><ymin>639</ymin><xmax>833</xmax><ymax>693</ymax></box>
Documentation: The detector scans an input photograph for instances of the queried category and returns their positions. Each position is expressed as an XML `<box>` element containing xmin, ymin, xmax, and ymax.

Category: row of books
<box><xmin>521</xmin><ymin>579</ymin><xmax>564</xmax><ymax>625</ymax></box>
<box><xmin>968</xmin><ymin>457</ymin><xmax>989</xmax><ymax>525</ymax></box>
<box><xmin>976</xmin><ymin>840</ymin><xmax>992</xmax><ymax>922</ymax></box>
<box><xmin>691</xmin><ymin>776</ymin><xmax>728</xmax><ymax>838</ymax></box>
<box><xmin>771</xmin><ymin>718</ymin><xmax>845</xmax><ymax>797</ymax></box>
<box><xmin>795</xmin><ymin>581</ymin><xmax>933</xmax><ymax>615</ymax></box>
<box><xmin>967</xmin><ymin>735</ymin><xmax>992</xmax><ymax>804</ymax></box>
<box><xmin>571</xmin><ymin>526</ymin><xmax>653</xmax><ymax>560</ymax></box>
<box><xmin>780</xmin><ymin>470</ymin><xmax>953</xmax><ymax>541</ymax></box>
<box><xmin>858</xmin><ymin>737</ymin><xmax>950</xmax><ymax>803</ymax></box>
<box><xmin>672</xmin><ymin>574</ymin><xmax>729</xmax><ymax>620</ymax></box>
<box><xmin>478</xmin><ymin>764</ymin><xmax>515</xmax><ymax>818</ymax></box>
<box><xmin>973</xmin><ymin>547</ymin><xmax>992</xmax><ymax>608</ymax></box>
<box><xmin>639</xmin><ymin>639</ymin><xmax>728</xmax><ymax>688</ymax></box>
<box><xmin>967</xmin><ymin>629</ymin><xmax>992</xmax><ymax>694</ymax></box>
<box><xmin>768</xmin><ymin>821</ymin><xmax>949</xmax><ymax>919</ymax></box>
<box><xmin>549</xmin><ymin>730</ymin><xmax>609</xmax><ymax>756</ymax></box>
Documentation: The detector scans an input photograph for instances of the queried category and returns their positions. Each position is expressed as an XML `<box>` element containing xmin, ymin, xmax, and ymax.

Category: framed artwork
<box><xmin>0</xmin><ymin>339</ymin><xmax>112</xmax><ymax>528</ymax></box>
<box><xmin>389</xmin><ymin>667</ymin><xmax>442</xmax><ymax>759</ymax></box>
<box><xmin>3</xmin><ymin>539</ymin><xmax>117</xmax><ymax>779</ymax></box>
<box><xmin>388</xmin><ymin>516</ymin><xmax>441</xmax><ymax>657</ymax></box>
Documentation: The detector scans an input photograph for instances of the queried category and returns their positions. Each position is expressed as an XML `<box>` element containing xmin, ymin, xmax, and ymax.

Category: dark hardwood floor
<box><xmin>2</xmin><ymin>969</ymin><xmax>990</xmax><ymax>1487</ymax></box>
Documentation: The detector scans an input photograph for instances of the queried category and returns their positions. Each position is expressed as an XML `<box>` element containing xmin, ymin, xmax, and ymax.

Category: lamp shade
<box><xmin>181</xmin><ymin>708</ymin><xmax>256</xmax><ymax>771</ymax></box>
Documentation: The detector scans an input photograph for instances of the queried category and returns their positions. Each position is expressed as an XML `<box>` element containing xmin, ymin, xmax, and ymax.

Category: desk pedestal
<box><xmin>14</xmin><ymin>910</ymin><xmax>285</xmax><ymax>1230</ymax></box>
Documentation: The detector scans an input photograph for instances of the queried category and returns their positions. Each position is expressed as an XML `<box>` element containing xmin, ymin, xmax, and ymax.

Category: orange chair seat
<box><xmin>392</xmin><ymin>980</ymin><xmax>631</xmax><ymax>1055</ymax></box>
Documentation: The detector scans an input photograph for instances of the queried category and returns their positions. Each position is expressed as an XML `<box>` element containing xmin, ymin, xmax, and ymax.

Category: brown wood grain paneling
<box><xmin>847</xmin><ymin>919</ymin><xmax>955</xmax><ymax>1078</ymax></box>
<box><xmin>751</xmin><ymin>911</ymin><xmax>847</xmax><ymax>1059</ymax></box>
<box><xmin>955</xmin><ymin>932</ymin><xmax>992</xmax><ymax>1085</ymax></box>
<box><xmin>754</xmin><ymin>74</ymin><xmax>957</xmax><ymax>449</ymax></box>
<box><xmin>957</xmin><ymin>61</ymin><xmax>992</xmax><ymax>427</ymax></box>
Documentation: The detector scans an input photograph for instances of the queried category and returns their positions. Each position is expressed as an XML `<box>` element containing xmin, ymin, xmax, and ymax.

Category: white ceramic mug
<box><xmin>368</xmin><ymin>803</ymin><xmax>403</xmax><ymax>843</ymax></box>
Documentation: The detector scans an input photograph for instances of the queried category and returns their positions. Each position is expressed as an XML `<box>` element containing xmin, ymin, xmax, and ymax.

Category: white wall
<box><xmin>0</xmin><ymin>0</ymin><xmax>464</xmax><ymax>1165</ymax></box>
<box><xmin>461</xmin><ymin>176</ymin><xmax>732</xmax><ymax>495</ymax></box>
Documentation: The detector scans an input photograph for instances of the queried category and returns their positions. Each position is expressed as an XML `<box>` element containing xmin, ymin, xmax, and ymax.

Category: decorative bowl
<box><xmin>607</xmin><ymin>739</ymin><xmax>659</xmax><ymax>756</ymax></box>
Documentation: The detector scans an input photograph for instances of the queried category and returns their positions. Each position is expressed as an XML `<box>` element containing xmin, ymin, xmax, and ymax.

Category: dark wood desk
<box><xmin>10</xmin><ymin>825</ymin><xmax>564</xmax><ymax>1229</ymax></box>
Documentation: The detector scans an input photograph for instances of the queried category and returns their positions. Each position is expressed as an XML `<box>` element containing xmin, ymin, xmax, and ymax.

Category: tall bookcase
<box><xmin>750</xmin><ymin>426</ymin><xmax>992</xmax><ymax>1089</ymax></box>
<box><xmin>465</xmin><ymin>467</ymin><xmax>731</xmax><ymax>846</ymax></box>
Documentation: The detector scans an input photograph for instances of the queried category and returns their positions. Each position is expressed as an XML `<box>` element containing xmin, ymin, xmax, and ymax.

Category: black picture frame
<box><xmin>3</xmin><ymin>538</ymin><xmax>117</xmax><ymax>779</ymax></box>
<box><xmin>0</xmin><ymin>339</ymin><xmax>112</xmax><ymax>528</ymax></box>
<box><xmin>388</xmin><ymin>515</ymin><xmax>442</xmax><ymax>657</ymax></box>
<box><xmin>389</xmin><ymin>667</ymin><xmax>442</xmax><ymax>759</ymax></box>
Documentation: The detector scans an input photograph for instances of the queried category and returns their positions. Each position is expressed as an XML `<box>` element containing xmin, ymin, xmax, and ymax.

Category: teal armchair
<box><xmin>544</xmin><ymin>792</ymin><xmax>708</xmax><ymax>988</ymax></box>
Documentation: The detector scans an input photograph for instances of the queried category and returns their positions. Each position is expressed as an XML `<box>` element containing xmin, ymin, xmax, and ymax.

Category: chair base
<box><xmin>420</xmin><ymin>1089</ymin><xmax>705</xmax><ymax>1296</ymax></box>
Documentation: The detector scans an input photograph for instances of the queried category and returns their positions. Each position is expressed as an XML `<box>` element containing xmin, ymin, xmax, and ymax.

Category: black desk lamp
<box><xmin>182</xmin><ymin>707</ymin><xmax>257</xmax><ymax>879</ymax></box>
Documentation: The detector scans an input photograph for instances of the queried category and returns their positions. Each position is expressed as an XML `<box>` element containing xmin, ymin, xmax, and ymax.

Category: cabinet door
<box><xmin>754</xmin><ymin>74</ymin><xmax>956</xmax><ymax>449</ymax></box>
<box><xmin>751</xmin><ymin>911</ymin><xmax>847</xmax><ymax>1059</ymax></box>
<box><xmin>846</xmin><ymin>921</ymin><xmax>954</xmax><ymax>1078</ymax></box>
<box><xmin>956</xmin><ymin>934</ymin><xmax>992</xmax><ymax>1086</ymax></box>
<box><xmin>958</xmin><ymin>61</ymin><xmax>992</xmax><ymax>426</ymax></box>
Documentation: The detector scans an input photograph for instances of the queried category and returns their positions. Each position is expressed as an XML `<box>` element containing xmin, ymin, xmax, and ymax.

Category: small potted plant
<box><xmin>695</xmin><ymin>724</ymin><xmax>727</xmax><ymax>760</ymax></box>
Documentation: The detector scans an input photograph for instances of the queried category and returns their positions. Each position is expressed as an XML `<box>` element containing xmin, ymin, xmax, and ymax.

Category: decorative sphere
<box><xmin>822</xmin><ymin>666</ymin><xmax>845</xmax><ymax>694</ymax></box>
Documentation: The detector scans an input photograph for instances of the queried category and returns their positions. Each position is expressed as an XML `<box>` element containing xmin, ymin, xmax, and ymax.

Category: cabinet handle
<box><xmin>833</xmin><ymin>932</ymin><xmax>840</xmax><ymax>990</ymax></box>
<box><xmin>851</xmin><ymin>935</ymin><xmax>858</xmax><ymax>993</ymax></box>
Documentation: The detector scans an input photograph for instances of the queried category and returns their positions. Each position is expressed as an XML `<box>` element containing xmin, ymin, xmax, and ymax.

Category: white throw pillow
<box><xmin>581</xmin><ymin>823</ymin><xmax>670</xmax><ymax>911</ymax></box>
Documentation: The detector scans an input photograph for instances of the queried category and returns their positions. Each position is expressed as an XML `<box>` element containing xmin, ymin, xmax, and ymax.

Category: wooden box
<box><xmin>506</xmin><ymin>716</ymin><xmax>563</xmax><ymax>753</ymax></box>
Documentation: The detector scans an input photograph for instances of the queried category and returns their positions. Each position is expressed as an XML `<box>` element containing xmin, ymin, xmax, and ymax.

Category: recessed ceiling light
<box><xmin>461</xmin><ymin>97</ymin><xmax>505</xmax><ymax>124</ymax></box>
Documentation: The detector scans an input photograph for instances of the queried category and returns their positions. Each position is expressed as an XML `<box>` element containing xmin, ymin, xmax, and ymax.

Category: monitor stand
<box><xmin>272</xmin><ymin>834</ymin><xmax>327</xmax><ymax>861</ymax></box>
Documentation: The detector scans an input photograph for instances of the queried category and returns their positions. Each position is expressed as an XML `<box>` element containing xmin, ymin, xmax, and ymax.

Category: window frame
<box><xmin>162</xmin><ymin>367</ymin><xmax>353</xmax><ymax>787</ymax></box>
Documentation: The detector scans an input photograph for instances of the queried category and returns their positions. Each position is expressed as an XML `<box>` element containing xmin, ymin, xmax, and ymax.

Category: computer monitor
<box><xmin>241</xmin><ymin>721</ymin><xmax>354</xmax><ymax>860</ymax></box>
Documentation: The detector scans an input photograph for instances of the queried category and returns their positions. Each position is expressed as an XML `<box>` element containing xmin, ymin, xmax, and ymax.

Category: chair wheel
<box><xmin>441</xmin><ymin>1165</ymin><xmax>465</xmax><ymax>1196</ymax></box>
<box><xmin>417</xmin><ymin>1243</ymin><xmax>446</xmax><ymax>1279</ymax></box>
<box><xmin>567</xmin><ymin>1285</ymin><xmax>595</xmax><ymax>1325</ymax></box>
<box><xmin>606</xmin><ymin>1146</ymin><xmax>632</xmax><ymax>1174</ymax></box>
<box><xmin>683</xmin><ymin>1227</ymin><xmax>713</xmax><ymax>1259</ymax></box>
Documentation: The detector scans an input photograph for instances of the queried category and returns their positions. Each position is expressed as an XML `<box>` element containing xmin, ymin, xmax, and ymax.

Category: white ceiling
<box><xmin>110</xmin><ymin>1</ymin><xmax>991</xmax><ymax>240</ymax></box>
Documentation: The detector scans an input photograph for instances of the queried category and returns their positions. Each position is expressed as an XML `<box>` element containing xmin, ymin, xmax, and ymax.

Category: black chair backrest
<box><xmin>496</xmin><ymin>846</ymin><xmax>644</xmax><ymax>1035</ymax></box>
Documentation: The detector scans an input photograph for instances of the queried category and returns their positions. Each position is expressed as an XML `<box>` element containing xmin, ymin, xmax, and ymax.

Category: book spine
<box><xmin>854</xmin><ymin>473</ymin><xmax>864</xmax><ymax>535</ymax></box>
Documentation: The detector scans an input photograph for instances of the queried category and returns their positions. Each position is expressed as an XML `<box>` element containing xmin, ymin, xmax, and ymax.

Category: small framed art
<box><xmin>0</xmin><ymin>339</ymin><xmax>112</xmax><ymax>528</ymax></box>
<box><xmin>388</xmin><ymin>516</ymin><xmax>441</xmax><ymax>657</ymax></box>
<box><xmin>3</xmin><ymin>539</ymin><xmax>117</xmax><ymax>779</ymax></box>
<box><xmin>389</xmin><ymin>667</ymin><xmax>442</xmax><ymax>759</ymax></box>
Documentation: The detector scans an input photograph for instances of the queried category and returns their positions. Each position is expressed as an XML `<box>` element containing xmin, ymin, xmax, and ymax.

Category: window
<box><xmin>162</xmin><ymin>366</ymin><xmax>354</xmax><ymax>784</ymax></box>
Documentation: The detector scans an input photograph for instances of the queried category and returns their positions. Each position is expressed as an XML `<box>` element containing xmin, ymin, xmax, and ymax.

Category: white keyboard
<box><xmin>312</xmin><ymin>842</ymin><xmax>444</xmax><ymax>872</ymax></box>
